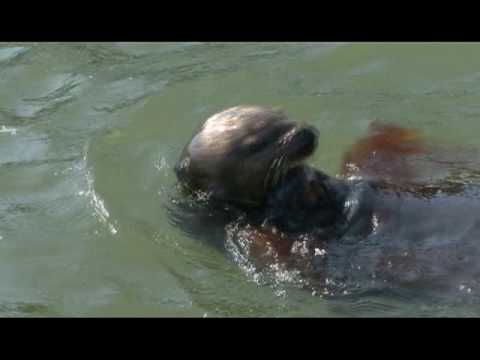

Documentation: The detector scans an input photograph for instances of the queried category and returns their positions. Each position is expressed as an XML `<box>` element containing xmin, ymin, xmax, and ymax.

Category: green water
<box><xmin>2</xmin><ymin>42</ymin><xmax>480</xmax><ymax>317</ymax></box>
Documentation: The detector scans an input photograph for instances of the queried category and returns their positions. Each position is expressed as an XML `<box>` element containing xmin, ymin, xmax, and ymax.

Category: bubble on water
<box><xmin>459</xmin><ymin>284</ymin><xmax>473</xmax><ymax>294</ymax></box>
<box><xmin>108</xmin><ymin>224</ymin><xmax>118</xmax><ymax>235</ymax></box>
<box><xmin>291</xmin><ymin>240</ymin><xmax>309</xmax><ymax>256</ymax></box>
<box><xmin>154</xmin><ymin>156</ymin><xmax>170</xmax><ymax>172</ymax></box>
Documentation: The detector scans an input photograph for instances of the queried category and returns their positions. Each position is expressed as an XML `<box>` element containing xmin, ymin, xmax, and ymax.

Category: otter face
<box><xmin>175</xmin><ymin>106</ymin><xmax>319</xmax><ymax>207</ymax></box>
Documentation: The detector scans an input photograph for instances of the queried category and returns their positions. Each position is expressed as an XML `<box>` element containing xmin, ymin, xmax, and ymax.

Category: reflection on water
<box><xmin>2</xmin><ymin>42</ymin><xmax>480</xmax><ymax>316</ymax></box>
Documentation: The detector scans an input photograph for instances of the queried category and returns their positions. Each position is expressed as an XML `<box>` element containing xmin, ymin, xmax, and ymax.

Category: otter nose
<box><xmin>295</xmin><ymin>125</ymin><xmax>319</xmax><ymax>155</ymax></box>
<box><xmin>299</xmin><ymin>125</ymin><xmax>319</xmax><ymax>142</ymax></box>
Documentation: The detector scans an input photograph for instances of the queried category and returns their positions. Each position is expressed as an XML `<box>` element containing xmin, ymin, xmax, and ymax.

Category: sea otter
<box><xmin>171</xmin><ymin>105</ymin><xmax>480</xmax><ymax>301</ymax></box>
<box><xmin>175</xmin><ymin>105</ymin><xmax>319</xmax><ymax>208</ymax></box>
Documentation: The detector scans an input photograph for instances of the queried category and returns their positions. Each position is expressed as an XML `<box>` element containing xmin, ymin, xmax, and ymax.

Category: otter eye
<box><xmin>243</xmin><ymin>137</ymin><xmax>272</xmax><ymax>155</ymax></box>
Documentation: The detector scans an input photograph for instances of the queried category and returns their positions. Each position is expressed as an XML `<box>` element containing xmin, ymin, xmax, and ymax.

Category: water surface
<box><xmin>2</xmin><ymin>42</ymin><xmax>480</xmax><ymax>316</ymax></box>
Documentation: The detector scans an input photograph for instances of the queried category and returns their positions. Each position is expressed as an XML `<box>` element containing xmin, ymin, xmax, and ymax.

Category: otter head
<box><xmin>175</xmin><ymin>105</ymin><xmax>319</xmax><ymax>208</ymax></box>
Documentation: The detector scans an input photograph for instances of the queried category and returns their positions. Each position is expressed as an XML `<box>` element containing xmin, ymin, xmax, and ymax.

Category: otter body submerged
<box><xmin>171</xmin><ymin>105</ymin><xmax>480</xmax><ymax>301</ymax></box>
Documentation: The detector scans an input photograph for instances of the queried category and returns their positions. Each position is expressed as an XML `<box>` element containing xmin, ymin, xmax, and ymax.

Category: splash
<box><xmin>78</xmin><ymin>150</ymin><xmax>118</xmax><ymax>236</ymax></box>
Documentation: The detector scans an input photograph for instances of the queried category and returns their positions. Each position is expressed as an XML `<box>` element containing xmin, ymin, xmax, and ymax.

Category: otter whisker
<box><xmin>272</xmin><ymin>156</ymin><xmax>284</xmax><ymax>188</ymax></box>
<box><xmin>264</xmin><ymin>157</ymin><xmax>280</xmax><ymax>190</ymax></box>
<box><xmin>264</xmin><ymin>156</ymin><xmax>286</xmax><ymax>190</ymax></box>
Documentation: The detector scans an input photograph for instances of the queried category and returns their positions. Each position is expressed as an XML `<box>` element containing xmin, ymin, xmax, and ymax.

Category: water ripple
<box><xmin>0</xmin><ymin>46</ymin><xmax>30</xmax><ymax>65</ymax></box>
